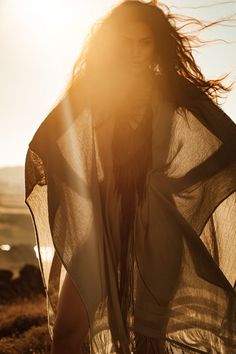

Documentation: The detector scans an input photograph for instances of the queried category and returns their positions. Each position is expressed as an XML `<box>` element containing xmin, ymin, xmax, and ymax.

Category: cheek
<box><xmin>118</xmin><ymin>45</ymin><xmax>131</xmax><ymax>64</ymax></box>
<box><xmin>142</xmin><ymin>44</ymin><xmax>155</xmax><ymax>62</ymax></box>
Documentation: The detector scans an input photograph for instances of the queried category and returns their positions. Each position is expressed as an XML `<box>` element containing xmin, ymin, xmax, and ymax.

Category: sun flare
<box><xmin>9</xmin><ymin>0</ymin><xmax>95</xmax><ymax>46</ymax></box>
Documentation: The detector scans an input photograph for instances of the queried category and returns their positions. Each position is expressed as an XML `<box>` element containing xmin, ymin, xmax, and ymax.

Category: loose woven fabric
<box><xmin>25</xmin><ymin>78</ymin><xmax>236</xmax><ymax>353</ymax></box>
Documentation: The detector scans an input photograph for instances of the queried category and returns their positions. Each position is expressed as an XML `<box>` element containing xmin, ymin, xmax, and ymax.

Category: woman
<box><xmin>25</xmin><ymin>1</ymin><xmax>236</xmax><ymax>353</ymax></box>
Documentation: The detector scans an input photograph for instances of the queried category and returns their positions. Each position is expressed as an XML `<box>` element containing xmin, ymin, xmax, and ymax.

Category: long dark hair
<box><xmin>68</xmin><ymin>0</ymin><xmax>231</xmax><ymax>111</ymax></box>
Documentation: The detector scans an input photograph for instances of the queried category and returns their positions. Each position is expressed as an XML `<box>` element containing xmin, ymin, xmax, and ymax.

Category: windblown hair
<box><xmin>67</xmin><ymin>0</ymin><xmax>231</xmax><ymax>111</ymax></box>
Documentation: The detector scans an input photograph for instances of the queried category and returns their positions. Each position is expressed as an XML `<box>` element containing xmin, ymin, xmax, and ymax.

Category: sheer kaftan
<box><xmin>25</xmin><ymin>79</ymin><xmax>236</xmax><ymax>353</ymax></box>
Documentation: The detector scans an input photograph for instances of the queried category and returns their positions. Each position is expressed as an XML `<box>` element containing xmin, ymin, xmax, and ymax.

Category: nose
<box><xmin>131</xmin><ymin>42</ymin><xmax>141</xmax><ymax>61</ymax></box>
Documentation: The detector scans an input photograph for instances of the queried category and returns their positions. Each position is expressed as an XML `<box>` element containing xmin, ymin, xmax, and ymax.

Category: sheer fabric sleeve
<box><xmin>134</xmin><ymin>95</ymin><xmax>236</xmax><ymax>353</ymax></box>
<box><xmin>25</xmin><ymin>92</ymin><xmax>106</xmax><ymax>344</ymax></box>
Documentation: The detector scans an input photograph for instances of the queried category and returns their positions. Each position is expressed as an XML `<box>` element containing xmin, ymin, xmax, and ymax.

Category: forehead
<box><xmin>120</xmin><ymin>20</ymin><xmax>154</xmax><ymax>39</ymax></box>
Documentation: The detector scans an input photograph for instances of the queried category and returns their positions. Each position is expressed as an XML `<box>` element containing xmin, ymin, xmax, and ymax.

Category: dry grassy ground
<box><xmin>0</xmin><ymin>169</ymin><xmax>51</xmax><ymax>353</ymax></box>
<box><xmin>0</xmin><ymin>295</ymin><xmax>51</xmax><ymax>354</ymax></box>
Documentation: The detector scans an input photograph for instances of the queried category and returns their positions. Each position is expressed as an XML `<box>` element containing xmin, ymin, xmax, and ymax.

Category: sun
<box><xmin>10</xmin><ymin>0</ymin><xmax>92</xmax><ymax>43</ymax></box>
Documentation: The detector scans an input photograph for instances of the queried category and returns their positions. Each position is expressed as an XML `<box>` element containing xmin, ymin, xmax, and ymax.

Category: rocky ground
<box><xmin>0</xmin><ymin>265</ymin><xmax>51</xmax><ymax>354</ymax></box>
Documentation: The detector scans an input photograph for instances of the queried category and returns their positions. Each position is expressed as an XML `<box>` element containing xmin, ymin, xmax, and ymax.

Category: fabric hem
<box><xmin>25</xmin><ymin>195</ymin><xmax>92</xmax><ymax>347</ymax></box>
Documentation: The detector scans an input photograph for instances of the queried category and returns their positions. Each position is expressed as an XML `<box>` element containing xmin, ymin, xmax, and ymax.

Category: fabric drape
<box><xmin>25</xmin><ymin>79</ymin><xmax>236</xmax><ymax>353</ymax></box>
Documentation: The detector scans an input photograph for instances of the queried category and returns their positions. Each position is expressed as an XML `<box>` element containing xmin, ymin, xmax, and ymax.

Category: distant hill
<box><xmin>0</xmin><ymin>166</ymin><xmax>36</xmax><ymax>273</ymax></box>
<box><xmin>0</xmin><ymin>166</ymin><xmax>24</xmax><ymax>195</ymax></box>
<box><xmin>0</xmin><ymin>166</ymin><xmax>25</xmax><ymax>208</ymax></box>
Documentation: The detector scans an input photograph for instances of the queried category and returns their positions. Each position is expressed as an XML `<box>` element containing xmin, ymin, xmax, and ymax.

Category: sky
<box><xmin>0</xmin><ymin>0</ymin><xmax>236</xmax><ymax>167</ymax></box>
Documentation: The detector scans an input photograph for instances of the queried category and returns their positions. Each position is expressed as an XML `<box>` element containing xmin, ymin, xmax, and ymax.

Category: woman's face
<box><xmin>119</xmin><ymin>20</ymin><xmax>155</xmax><ymax>76</ymax></box>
